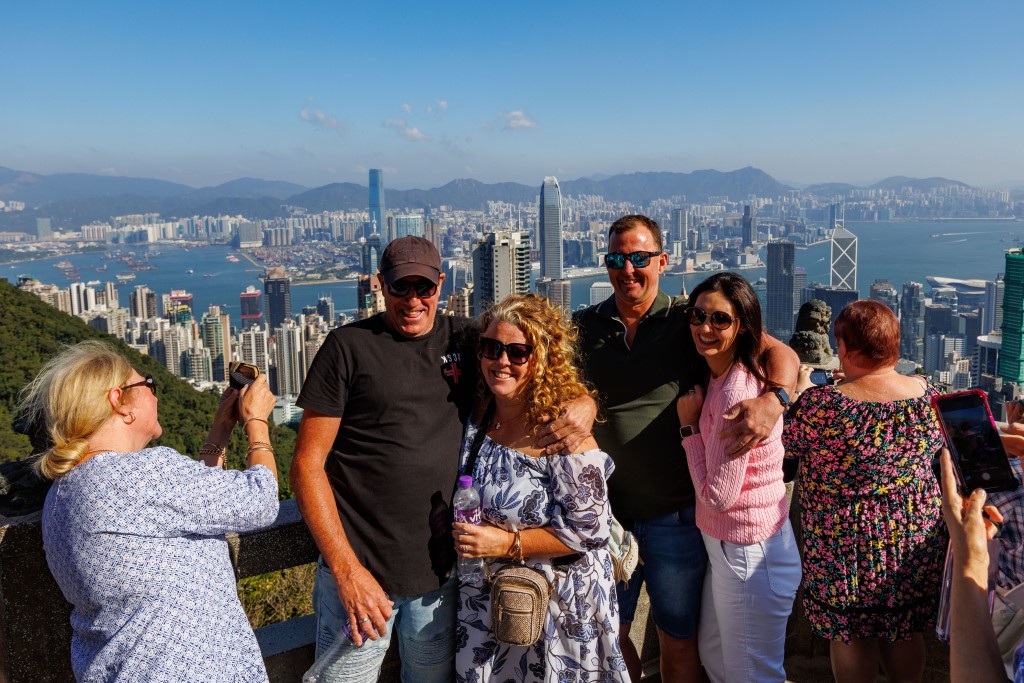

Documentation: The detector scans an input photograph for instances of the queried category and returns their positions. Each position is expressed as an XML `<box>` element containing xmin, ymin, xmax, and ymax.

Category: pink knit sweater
<box><xmin>681</xmin><ymin>363</ymin><xmax>788</xmax><ymax>545</ymax></box>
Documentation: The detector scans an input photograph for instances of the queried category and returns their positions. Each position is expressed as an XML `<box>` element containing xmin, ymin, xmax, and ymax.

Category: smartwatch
<box><xmin>679</xmin><ymin>424</ymin><xmax>700</xmax><ymax>438</ymax></box>
<box><xmin>771</xmin><ymin>387</ymin><xmax>791</xmax><ymax>408</ymax></box>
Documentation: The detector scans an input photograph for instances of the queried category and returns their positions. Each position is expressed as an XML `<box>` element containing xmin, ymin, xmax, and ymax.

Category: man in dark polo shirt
<box><xmin>575</xmin><ymin>215</ymin><xmax>798</xmax><ymax>683</ymax></box>
<box><xmin>291</xmin><ymin>236</ymin><xmax>595</xmax><ymax>682</ymax></box>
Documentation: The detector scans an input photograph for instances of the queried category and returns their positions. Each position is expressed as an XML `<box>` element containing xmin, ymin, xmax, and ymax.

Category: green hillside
<box><xmin>0</xmin><ymin>279</ymin><xmax>296</xmax><ymax>496</ymax></box>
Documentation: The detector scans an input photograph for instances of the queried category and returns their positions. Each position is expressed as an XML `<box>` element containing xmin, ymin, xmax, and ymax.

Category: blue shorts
<box><xmin>617</xmin><ymin>507</ymin><xmax>708</xmax><ymax>640</ymax></box>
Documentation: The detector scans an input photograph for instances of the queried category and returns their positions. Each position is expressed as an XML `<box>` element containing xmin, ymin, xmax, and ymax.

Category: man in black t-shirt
<box><xmin>291</xmin><ymin>236</ymin><xmax>594</xmax><ymax>682</ymax></box>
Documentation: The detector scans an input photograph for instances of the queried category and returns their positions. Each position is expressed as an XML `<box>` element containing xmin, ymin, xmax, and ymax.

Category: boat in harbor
<box><xmin>115</xmin><ymin>273</ymin><xmax>136</xmax><ymax>282</ymax></box>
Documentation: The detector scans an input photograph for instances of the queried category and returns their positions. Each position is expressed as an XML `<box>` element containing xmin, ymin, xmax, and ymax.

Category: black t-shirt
<box><xmin>297</xmin><ymin>314</ymin><xmax>478</xmax><ymax>596</ymax></box>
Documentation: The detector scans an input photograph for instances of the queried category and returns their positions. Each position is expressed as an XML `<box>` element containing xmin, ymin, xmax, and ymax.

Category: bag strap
<box><xmin>461</xmin><ymin>400</ymin><xmax>496</xmax><ymax>481</ymax></box>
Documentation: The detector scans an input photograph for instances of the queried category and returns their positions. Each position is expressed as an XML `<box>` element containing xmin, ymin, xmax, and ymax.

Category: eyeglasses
<box><xmin>478</xmin><ymin>337</ymin><xmax>534</xmax><ymax>365</ymax></box>
<box><xmin>120</xmin><ymin>374</ymin><xmax>157</xmax><ymax>395</ymax></box>
<box><xmin>386</xmin><ymin>278</ymin><xmax>438</xmax><ymax>298</ymax></box>
<box><xmin>604</xmin><ymin>251</ymin><xmax>662</xmax><ymax>269</ymax></box>
<box><xmin>686</xmin><ymin>307</ymin><xmax>737</xmax><ymax>331</ymax></box>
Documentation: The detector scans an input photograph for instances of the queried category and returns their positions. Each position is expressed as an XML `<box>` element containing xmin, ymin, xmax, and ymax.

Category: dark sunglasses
<box><xmin>604</xmin><ymin>251</ymin><xmax>662</xmax><ymax>269</ymax></box>
<box><xmin>686</xmin><ymin>307</ymin><xmax>737</xmax><ymax>331</ymax></box>
<box><xmin>478</xmin><ymin>337</ymin><xmax>534</xmax><ymax>365</ymax></box>
<box><xmin>386</xmin><ymin>279</ymin><xmax>438</xmax><ymax>298</ymax></box>
<box><xmin>120</xmin><ymin>374</ymin><xmax>157</xmax><ymax>395</ymax></box>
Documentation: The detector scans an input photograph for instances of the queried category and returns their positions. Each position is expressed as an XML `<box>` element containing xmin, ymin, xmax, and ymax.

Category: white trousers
<box><xmin>699</xmin><ymin>519</ymin><xmax>801</xmax><ymax>683</ymax></box>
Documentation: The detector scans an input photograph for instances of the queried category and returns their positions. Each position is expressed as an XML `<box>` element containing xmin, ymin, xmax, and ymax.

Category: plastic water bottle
<box><xmin>302</xmin><ymin>622</ymin><xmax>352</xmax><ymax>682</ymax></box>
<box><xmin>453</xmin><ymin>475</ymin><xmax>485</xmax><ymax>584</ymax></box>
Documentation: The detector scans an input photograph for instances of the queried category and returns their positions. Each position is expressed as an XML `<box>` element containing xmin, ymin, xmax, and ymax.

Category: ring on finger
<box><xmin>358</xmin><ymin>616</ymin><xmax>371</xmax><ymax>624</ymax></box>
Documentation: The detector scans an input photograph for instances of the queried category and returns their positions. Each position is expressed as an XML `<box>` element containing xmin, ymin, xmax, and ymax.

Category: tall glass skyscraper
<box><xmin>472</xmin><ymin>231</ymin><xmax>531</xmax><ymax>316</ymax></box>
<box><xmin>539</xmin><ymin>177</ymin><xmax>564</xmax><ymax>280</ymax></box>
<box><xmin>999</xmin><ymin>249</ymin><xmax>1024</xmax><ymax>383</ymax></box>
<box><xmin>766</xmin><ymin>241</ymin><xmax>796</xmax><ymax>340</ymax></box>
<box><xmin>264</xmin><ymin>266</ymin><xmax>292</xmax><ymax>330</ymax></box>
<box><xmin>369</xmin><ymin>169</ymin><xmax>385</xmax><ymax>240</ymax></box>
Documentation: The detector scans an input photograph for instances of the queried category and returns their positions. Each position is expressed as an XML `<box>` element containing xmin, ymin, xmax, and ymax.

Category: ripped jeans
<box><xmin>308</xmin><ymin>556</ymin><xmax>457</xmax><ymax>683</ymax></box>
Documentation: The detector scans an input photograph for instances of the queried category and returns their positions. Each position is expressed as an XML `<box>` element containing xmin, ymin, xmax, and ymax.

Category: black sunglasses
<box><xmin>686</xmin><ymin>307</ymin><xmax>737</xmax><ymax>331</ymax></box>
<box><xmin>386</xmin><ymin>279</ymin><xmax>438</xmax><ymax>298</ymax></box>
<box><xmin>604</xmin><ymin>251</ymin><xmax>662</xmax><ymax>269</ymax></box>
<box><xmin>120</xmin><ymin>374</ymin><xmax>157</xmax><ymax>395</ymax></box>
<box><xmin>478</xmin><ymin>337</ymin><xmax>534</xmax><ymax>365</ymax></box>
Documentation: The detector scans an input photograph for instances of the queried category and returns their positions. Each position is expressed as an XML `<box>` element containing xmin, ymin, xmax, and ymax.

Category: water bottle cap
<box><xmin>458</xmin><ymin>475</ymin><xmax>473</xmax><ymax>489</ymax></box>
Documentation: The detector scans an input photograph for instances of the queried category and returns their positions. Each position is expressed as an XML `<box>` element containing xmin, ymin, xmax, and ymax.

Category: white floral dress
<box><xmin>455</xmin><ymin>421</ymin><xmax>630</xmax><ymax>683</ymax></box>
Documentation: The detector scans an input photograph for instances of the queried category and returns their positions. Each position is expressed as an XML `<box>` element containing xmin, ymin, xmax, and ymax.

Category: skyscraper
<box><xmin>741</xmin><ymin>206</ymin><xmax>756</xmax><ymax>248</ymax></box>
<box><xmin>670</xmin><ymin>208</ymin><xmax>688</xmax><ymax>245</ymax></box>
<box><xmin>317</xmin><ymin>296</ymin><xmax>335</xmax><ymax>325</ymax></box>
<box><xmin>472</xmin><ymin>231</ymin><xmax>531</xmax><ymax>315</ymax></box>
<box><xmin>238</xmin><ymin>324</ymin><xmax>270</xmax><ymax>376</ymax></box>
<box><xmin>766</xmin><ymin>241</ymin><xmax>796</xmax><ymax>340</ymax></box>
<box><xmin>985</xmin><ymin>277</ymin><xmax>1005</xmax><ymax>335</ymax></box>
<box><xmin>368</xmin><ymin>169</ymin><xmax>385</xmax><ymax>240</ymax></box>
<box><xmin>395</xmin><ymin>215</ymin><xmax>425</xmax><ymax>239</ymax></box>
<box><xmin>274</xmin><ymin>320</ymin><xmax>306</xmax><ymax>396</ymax></box>
<box><xmin>240</xmin><ymin>285</ymin><xmax>263</xmax><ymax>327</ymax></box>
<box><xmin>130</xmin><ymin>285</ymin><xmax>158</xmax><ymax>319</ymax></box>
<box><xmin>264</xmin><ymin>266</ymin><xmax>292</xmax><ymax>330</ymax></box>
<box><xmin>901</xmin><ymin>282</ymin><xmax>926</xmax><ymax>363</ymax></box>
<box><xmin>999</xmin><ymin>249</ymin><xmax>1024</xmax><ymax>384</ymax></box>
<box><xmin>539</xmin><ymin>177</ymin><xmax>564</xmax><ymax>280</ymax></box>
<box><xmin>830</xmin><ymin>225</ymin><xmax>858</xmax><ymax>292</ymax></box>
<box><xmin>201</xmin><ymin>305</ymin><xmax>232</xmax><ymax>382</ymax></box>
<box><xmin>361</xmin><ymin>233</ymin><xmax>384</xmax><ymax>277</ymax></box>
<box><xmin>869</xmin><ymin>279</ymin><xmax>900</xmax><ymax>315</ymax></box>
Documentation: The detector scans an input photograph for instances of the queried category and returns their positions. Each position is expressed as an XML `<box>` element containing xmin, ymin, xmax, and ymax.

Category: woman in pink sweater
<box><xmin>675</xmin><ymin>272</ymin><xmax>800</xmax><ymax>683</ymax></box>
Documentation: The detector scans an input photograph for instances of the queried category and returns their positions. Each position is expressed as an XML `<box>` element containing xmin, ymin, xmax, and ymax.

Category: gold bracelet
<box><xmin>246</xmin><ymin>446</ymin><xmax>275</xmax><ymax>455</ymax></box>
<box><xmin>510</xmin><ymin>529</ymin><xmax>524</xmax><ymax>564</ymax></box>
<box><xmin>247</xmin><ymin>440</ymin><xmax>272</xmax><ymax>449</ymax></box>
<box><xmin>244</xmin><ymin>417</ymin><xmax>269</xmax><ymax>429</ymax></box>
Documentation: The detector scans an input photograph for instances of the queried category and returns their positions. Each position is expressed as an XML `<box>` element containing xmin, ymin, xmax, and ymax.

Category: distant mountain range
<box><xmin>0</xmin><ymin>164</ymin><xmax>981</xmax><ymax>231</ymax></box>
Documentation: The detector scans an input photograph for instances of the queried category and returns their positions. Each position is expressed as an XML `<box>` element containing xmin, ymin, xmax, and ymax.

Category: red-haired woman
<box><xmin>784</xmin><ymin>300</ymin><xmax>946</xmax><ymax>683</ymax></box>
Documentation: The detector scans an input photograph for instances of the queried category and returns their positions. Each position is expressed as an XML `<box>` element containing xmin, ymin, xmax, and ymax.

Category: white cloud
<box><xmin>401</xmin><ymin>102</ymin><xmax>412</xmax><ymax>113</ymax></box>
<box><xmin>437</xmin><ymin>100</ymin><xmax>448</xmax><ymax>111</ymax></box>
<box><xmin>501</xmin><ymin>110</ymin><xmax>536</xmax><ymax>131</ymax></box>
<box><xmin>383</xmin><ymin>118</ymin><xmax>431</xmax><ymax>141</ymax></box>
<box><xmin>299</xmin><ymin>98</ymin><xmax>344</xmax><ymax>133</ymax></box>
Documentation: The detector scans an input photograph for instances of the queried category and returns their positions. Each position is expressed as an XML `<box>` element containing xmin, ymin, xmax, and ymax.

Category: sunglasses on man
<box><xmin>120</xmin><ymin>374</ymin><xmax>157</xmax><ymax>395</ymax></box>
<box><xmin>478</xmin><ymin>337</ymin><xmax>534</xmax><ymax>365</ymax></box>
<box><xmin>386</xmin><ymin>279</ymin><xmax>438</xmax><ymax>299</ymax></box>
<box><xmin>604</xmin><ymin>251</ymin><xmax>662</xmax><ymax>269</ymax></box>
<box><xmin>686</xmin><ymin>307</ymin><xmax>738</xmax><ymax>331</ymax></box>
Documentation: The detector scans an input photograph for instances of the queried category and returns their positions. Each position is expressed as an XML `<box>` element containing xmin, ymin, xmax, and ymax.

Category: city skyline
<box><xmin>3</xmin><ymin>2</ymin><xmax>1023</xmax><ymax>190</ymax></box>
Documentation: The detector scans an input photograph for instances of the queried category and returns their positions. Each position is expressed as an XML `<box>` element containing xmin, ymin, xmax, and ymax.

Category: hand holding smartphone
<box><xmin>229</xmin><ymin>361</ymin><xmax>260</xmax><ymax>390</ymax></box>
<box><xmin>932</xmin><ymin>389</ymin><xmax>1020</xmax><ymax>493</ymax></box>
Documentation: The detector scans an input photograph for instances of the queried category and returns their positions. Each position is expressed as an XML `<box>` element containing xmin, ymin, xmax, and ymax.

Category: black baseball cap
<box><xmin>379</xmin><ymin>236</ymin><xmax>441</xmax><ymax>285</ymax></box>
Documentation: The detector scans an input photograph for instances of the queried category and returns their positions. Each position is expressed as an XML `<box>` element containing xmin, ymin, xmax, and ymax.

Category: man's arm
<box><xmin>290</xmin><ymin>409</ymin><xmax>393</xmax><ymax>645</ymax></box>
<box><xmin>536</xmin><ymin>394</ymin><xmax>598</xmax><ymax>455</ymax></box>
<box><xmin>719</xmin><ymin>333</ymin><xmax>799</xmax><ymax>456</ymax></box>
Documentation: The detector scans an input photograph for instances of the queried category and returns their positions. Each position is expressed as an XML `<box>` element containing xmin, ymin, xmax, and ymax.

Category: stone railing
<box><xmin>0</xmin><ymin>500</ymin><xmax>323</xmax><ymax>682</ymax></box>
<box><xmin>0</xmin><ymin>498</ymin><xmax>665</xmax><ymax>682</ymax></box>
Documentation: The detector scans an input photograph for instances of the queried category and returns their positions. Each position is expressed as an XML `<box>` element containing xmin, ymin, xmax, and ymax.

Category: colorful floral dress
<box><xmin>782</xmin><ymin>384</ymin><xmax>947</xmax><ymax>642</ymax></box>
<box><xmin>455</xmin><ymin>421</ymin><xmax>630</xmax><ymax>682</ymax></box>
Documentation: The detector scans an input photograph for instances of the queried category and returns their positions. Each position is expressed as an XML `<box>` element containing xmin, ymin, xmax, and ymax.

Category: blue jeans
<box><xmin>616</xmin><ymin>507</ymin><xmax>708</xmax><ymax>640</ymax></box>
<box><xmin>307</xmin><ymin>557</ymin><xmax>457</xmax><ymax>683</ymax></box>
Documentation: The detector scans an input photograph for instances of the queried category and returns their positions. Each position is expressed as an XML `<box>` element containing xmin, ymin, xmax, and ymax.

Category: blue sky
<box><xmin>2</xmin><ymin>1</ymin><xmax>1022</xmax><ymax>190</ymax></box>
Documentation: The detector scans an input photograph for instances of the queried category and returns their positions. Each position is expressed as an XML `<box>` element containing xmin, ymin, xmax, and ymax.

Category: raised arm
<box><xmin>290</xmin><ymin>409</ymin><xmax>393</xmax><ymax>646</ymax></box>
<box><xmin>719</xmin><ymin>333</ymin><xmax>799</xmax><ymax>456</ymax></box>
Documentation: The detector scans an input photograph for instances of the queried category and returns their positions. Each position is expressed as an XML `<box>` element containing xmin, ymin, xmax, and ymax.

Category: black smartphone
<box><xmin>229</xmin><ymin>361</ymin><xmax>260</xmax><ymax>390</ymax></box>
<box><xmin>809</xmin><ymin>369</ymin><xmax>835</xmax><ymax>386</ymax></box>
<box><xmin>932</xmin><ymin>389</ymin><xmax>1019</xmax><ymax>493</ymax></box>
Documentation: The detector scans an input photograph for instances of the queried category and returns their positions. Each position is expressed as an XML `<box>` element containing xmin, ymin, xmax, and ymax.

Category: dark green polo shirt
<box><xmin>574</xmin><ymin>290</ymin><xmax>707</xmax><ymax>521</ymax></box>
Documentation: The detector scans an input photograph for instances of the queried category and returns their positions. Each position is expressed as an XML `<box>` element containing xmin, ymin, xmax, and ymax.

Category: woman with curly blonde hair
<box><xmin>453</xmin><ymin>294</ymin><xmax>630</xmax><ymax>682</ymax></box>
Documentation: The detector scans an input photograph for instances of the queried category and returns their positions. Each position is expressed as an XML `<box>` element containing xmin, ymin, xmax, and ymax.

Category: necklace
<box><xmin>82</xmin><ymin>448</ymin><xmax>113</xmax><ymax>458</ymax></box>
<box><xmin>494</xmin><ymin>411</ymin><xmax>525</xmax><ymax>431</ymax></box>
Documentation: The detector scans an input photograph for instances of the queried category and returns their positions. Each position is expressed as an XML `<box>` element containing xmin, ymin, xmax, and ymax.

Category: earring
<box><xmin>123</xmin><ymin>412</ymin><xmax>136</xmax><ymax>425</ymax></box>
